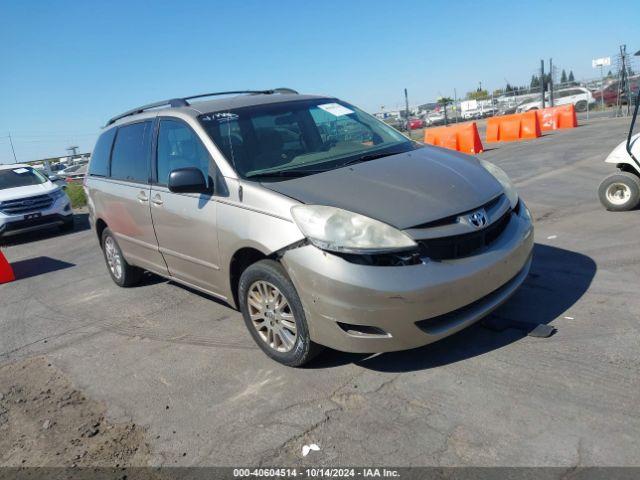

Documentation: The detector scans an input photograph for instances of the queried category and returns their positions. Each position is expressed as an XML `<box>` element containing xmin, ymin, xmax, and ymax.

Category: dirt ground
<box><xmin>0</xmin><ymin>357</ymin><xmax>149</xmax><ymax>468</ymax></box>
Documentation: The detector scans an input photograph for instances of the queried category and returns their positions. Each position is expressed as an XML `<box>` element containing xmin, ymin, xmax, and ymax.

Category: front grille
<box><xmin>0</xmin><ymin>194</ymin><xmax>54</xmax><ymax>215</ymax></box>
<box><xmin>411</xmin><ymin>194</ymin><xmax>504</xmax><ymax>229</ymax></box>
<box><xmin>418</xmin><ymin>208</ymin><xmax>513</xmax><ymax>260</ymax></box>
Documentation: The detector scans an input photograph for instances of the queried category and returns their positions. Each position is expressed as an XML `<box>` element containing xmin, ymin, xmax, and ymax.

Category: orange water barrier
<box><xmin>0</xmin><ymin>250</ymin><xmax>15</xmax><ymax>284</ymax></box>
<box><xmin>486</xmin><ymin>111</ymin><xmax>541</xmax><ymax>142</ymax></box>
<box><xmin>423</xmin><ymin>122</ymin><xmax>484</xmax><ymax>154</ymax></box>
<box><xmin>536</xmin><ymin>104</ymin><xmax>578</xmax><ymax>131</ymax></box>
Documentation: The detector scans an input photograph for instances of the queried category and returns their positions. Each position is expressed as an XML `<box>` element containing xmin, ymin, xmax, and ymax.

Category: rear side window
<box><xmin>89</xmin><ymin>128</ymin><xmax>116</xmax><ymax>177</ymax></box>
<box><xmin>110</xmin><ymin>121</ymin><xmax>153</xmax><ymax>183</ymax></box>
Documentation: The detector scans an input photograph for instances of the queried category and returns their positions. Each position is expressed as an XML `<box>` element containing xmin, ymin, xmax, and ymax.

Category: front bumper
<box><xmin>281</xmin><ymin>203</ymin><xmax>534</xmax><ymax>353</ymax></box>
<box><xmin>0</xmin><ymin>197</ymin><xmax>72</xmax><ymax>237</ymax></box>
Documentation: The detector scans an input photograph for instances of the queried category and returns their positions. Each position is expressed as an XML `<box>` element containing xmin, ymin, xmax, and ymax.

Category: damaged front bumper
<box><xmin>280</xmin><ymin>204</ymin><xmax>534</xmax><ymax>353</ymax></box>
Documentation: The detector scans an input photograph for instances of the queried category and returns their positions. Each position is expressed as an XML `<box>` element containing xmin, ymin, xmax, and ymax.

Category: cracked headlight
<box><xmin>291</xmin><ymin>205</ymin><xmax>417</xmax><ymax>254</ymax></box>
<box><xmin>479</xmin><ymin>159</ymin><xmax>518</xmax><ymax>208</ymax></box>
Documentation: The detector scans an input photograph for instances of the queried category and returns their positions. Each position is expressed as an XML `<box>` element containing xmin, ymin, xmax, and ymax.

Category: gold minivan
<box><xmin>86</xmin><ymin>89</ymin><xmax>534</xmax><ymax>366</ymax></box>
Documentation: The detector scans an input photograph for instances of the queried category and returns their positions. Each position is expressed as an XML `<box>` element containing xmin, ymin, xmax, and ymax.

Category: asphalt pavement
<box><xmin>1</xmin><ymin>116</ymin><xmax>639</xmax><ymax>467</ymax></box>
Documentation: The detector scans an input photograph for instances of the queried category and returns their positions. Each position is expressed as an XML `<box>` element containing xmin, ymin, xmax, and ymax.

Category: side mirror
<box><xmin>168</xmin><ymin>167</ymin><xmax>209</xmax><ymax>194</ymax></box>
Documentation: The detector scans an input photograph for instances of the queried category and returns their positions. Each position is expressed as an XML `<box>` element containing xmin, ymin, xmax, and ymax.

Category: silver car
<box><xmin>85</xmin><ymin>89</ymin><xmax>534</xmax><ymax>366</ymax></box>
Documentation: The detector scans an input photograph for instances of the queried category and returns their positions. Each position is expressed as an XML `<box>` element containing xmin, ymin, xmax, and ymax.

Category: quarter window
<box><xmin>156</xmin><ymin>119</ymin><xmax>211</xmax><ymax>186</ymax></box>
<box><xmin>110</xmin><ymin>122</ymin><xmax>152</xmax><ymax>183</ymax></box>
<box><xmin>89</xmin><ymin>128</ymin><xmax>116</xmax><ymax>177</ymax></box>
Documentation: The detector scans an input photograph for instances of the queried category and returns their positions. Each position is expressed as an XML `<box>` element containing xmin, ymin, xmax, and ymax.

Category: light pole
<box><xmin>8</xmin><ymin>133</ymin><xmax>17</xmax><ymax>163</ymax></box>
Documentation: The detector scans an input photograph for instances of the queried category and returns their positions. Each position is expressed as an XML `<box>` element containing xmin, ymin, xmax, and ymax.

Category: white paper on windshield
<box><xmin>12</xmin><ymin>168</ymin><xmax>29</xmax><ymax>174</ymax></box>
<box><xmin>318</xmin><ymin>103</ymin><xmax>354</xmax><ymax>116</ymax></box>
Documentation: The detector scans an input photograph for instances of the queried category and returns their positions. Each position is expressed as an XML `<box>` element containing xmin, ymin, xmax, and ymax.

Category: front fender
<box><xmin>216</xmin><ymin>199</ymin><xmax>305</xmax><ymax>302</ymax></box>
<box><xmin>605</xmin><ymin>133</ymin><xmax>640</xmax><ymax>170</ymax></box>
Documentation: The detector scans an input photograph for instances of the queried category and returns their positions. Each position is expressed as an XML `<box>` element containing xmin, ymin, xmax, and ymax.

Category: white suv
<box><xmin>517</xmin><ymin>87</ymin><xmax>594</xmax><ymax>112</ymax></box>
<box><xmin>0</xmin><ymin>164</ymin><xmax>74</xmax><ymax>238</ymax></box>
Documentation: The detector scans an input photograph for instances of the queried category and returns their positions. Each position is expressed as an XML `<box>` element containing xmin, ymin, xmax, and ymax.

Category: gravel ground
<box><xmin>0</xmin><ymin>116</ymin><xmax>639</xmax><ymax>467</ymax></box>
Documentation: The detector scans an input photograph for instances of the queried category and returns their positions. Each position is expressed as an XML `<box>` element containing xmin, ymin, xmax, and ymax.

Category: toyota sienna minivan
<box><xmin>86</xmin><ymin>89</ymin><xmax>534</xmax><ymax>366</ymax></box>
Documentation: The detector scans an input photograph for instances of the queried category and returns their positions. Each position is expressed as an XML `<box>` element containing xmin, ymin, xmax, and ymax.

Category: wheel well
<box><xmin>618</xmin><ymin>164</ymin><xmax>640</xmax><ymax>176</ymax></box>
<box><xmin>95</xmin><ymin>218</ymin><xmax>108</xmax><ymax>246</ymax></box>
<box><xmin>229</xmin><ymin>247</ymin><xmax>268</xmax><ymax>308</ymax></box>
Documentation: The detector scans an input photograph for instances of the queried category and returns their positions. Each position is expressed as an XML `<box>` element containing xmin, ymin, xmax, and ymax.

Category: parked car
<box><xmin>424</xmin><ymin>111</ymin><xmax>446</xmax><ymax>126</ymax></box>
<box><xmin>384</xmin><ymin>118</ymin><xmax>407</xmax><ymax>132</ymax></box>
<box><xmin>64</xmin><ymin>164</ymin><xmax>88</xmax><ymax>183</ymax></box>
<box><xmin>408</xmin><ymin>118</ymin><xmax>424</xmax><ymax>130</ymax></box>
<box><xmin>593</xmin><ymin>76</ymin><xmax>640</xmax><ymax>107</ymax></box>
<box><xmin>517</xmin><ymin>87</ymin><xmax>594</xmax><ymax>112</ymax></box>
<box><xmin>86</xmin><ymin>89</ymin><xmax>534</xmax><ymax>366</ymax></box>
<box><xmin>0</xmin><ymin>164</ymin><xmax>74</xmax><ymax>238</ymax></box>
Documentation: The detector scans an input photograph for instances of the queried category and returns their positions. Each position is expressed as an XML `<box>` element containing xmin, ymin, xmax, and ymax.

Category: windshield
<box><xmin>0</xmin><ymin>167</ymin><xmax>48</xmax><ymax>190</ymax></box>
<box><xmin>199</xmin><ymin>99</ymin><xmax>414</xmax><ymax>179</ymax></box>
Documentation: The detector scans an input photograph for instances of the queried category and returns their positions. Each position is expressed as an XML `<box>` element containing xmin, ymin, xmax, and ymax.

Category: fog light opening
<box><xmin>337</xmin><ymin>322</ymin><xmax>390</xmax><ymax>338</ymax></box>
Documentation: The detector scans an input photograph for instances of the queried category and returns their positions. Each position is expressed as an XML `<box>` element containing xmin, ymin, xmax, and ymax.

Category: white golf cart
<box><xmin>598</xmin><ymin>89</ymin><xmax>640</xmax><ymax>211</ymax></box>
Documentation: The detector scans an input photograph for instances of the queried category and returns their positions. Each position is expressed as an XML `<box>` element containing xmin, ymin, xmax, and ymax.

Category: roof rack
<box><xmin>105</xmin><ymin>88</ymin><xmax>299</xmax><ymax>126</ymax></box>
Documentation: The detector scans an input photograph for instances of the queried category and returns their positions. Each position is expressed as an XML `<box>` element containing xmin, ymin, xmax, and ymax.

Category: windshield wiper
<box><xmin>246</xmin><ymin>168</ymin><xmax>326</xmax><ymax>179</ymax></box>
<box><xmin>339</xmin><ymin>149</ymin><xmax>408</xmax><ymax>168</ymax></box>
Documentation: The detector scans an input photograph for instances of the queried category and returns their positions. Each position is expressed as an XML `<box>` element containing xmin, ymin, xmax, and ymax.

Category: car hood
<box><xmin>261</xmin><ymin>146</ymin><xmax>504</xmax><ymax>230</ymax></box>
<box><xmin>0</xmin><ymin>182</ymin><xmax>57</xmax><ymax>203</ymax></box>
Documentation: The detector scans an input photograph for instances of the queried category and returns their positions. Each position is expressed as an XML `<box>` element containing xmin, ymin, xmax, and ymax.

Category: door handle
<box><xmin>137</xmin><ymin>192</ymin><xmax>148</xmax><ymax>203</ymax></box>
<box><xmin>151</xmin><ymin>195</ymin><xmax>163</xmax><ymax>206</ymax></box>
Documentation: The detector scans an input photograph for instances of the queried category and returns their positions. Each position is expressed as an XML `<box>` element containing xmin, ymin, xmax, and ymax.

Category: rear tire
<box><xmin>238</xmin><ymin>259</ymin><xmax>323</xmax><ymax>367</ymax></box>
<box><xmin>101</xmin><ymin>228</ymin><xmax>143</xmax><ymax>287</ymax></box>
<box><xmin>598</xmin><ymin>172</ymin><xmax>640</xmax><ymax>211</ymax></box>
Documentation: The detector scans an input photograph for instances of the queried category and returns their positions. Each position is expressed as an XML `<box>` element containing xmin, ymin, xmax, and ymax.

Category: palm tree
<box><xmin>437</xmin><ymin>97</ymin><xmax>453</xmax><ymax>125</ymax></box>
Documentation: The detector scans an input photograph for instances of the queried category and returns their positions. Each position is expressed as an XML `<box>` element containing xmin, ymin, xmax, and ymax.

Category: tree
<box><xmin>530</xmin><ymin>75</ymin><xmax>540</xmax><ymax>89</ymax></box>
<box><xmin>466</xmin><ymin>89</ymin><xmax>489</xmax><ymax>100</ymax></box>
<box><xmin>437</xmin><ymin>97</ymin><xmax>453</xmax><ymax>125</ymax></box>
<box><xmin>561</xmin><ymin>69</ymin><xmax>567</xmax><ymax>83</ymax></box>
<box><xmin>607</xmin><ymin>70</ymin><xmax>613</xmax><ymax>78</ymax></box>
<box><xmin>505</xmin><ymin>83</ymin><xmax>515</xmax><ymax>92</ymax></box>
<box><xmin>568</xmin><ymin>70</ymin><xmax>575</xmax><ymax>82</ymax></box>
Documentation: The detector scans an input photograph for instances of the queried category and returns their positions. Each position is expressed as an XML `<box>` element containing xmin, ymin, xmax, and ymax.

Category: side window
<box><xmin>89</xmin><ymin>128</ymin><xmax>116</xmax><ymax>177</ymax></box>
<box><xmin>110</xmin><ymin>122</ymin><xmax>152</xmax><ymax>183</ymax></box>
<box><xmin>157</xmin><ymin>119</ymin><xmax>211</xmax><ymax>186</ymax></box>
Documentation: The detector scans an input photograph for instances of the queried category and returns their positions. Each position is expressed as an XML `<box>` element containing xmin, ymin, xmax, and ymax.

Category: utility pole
<box><xmin>8</xmin><ymin>133</ymin><xmax>17</xmax><ymax>163</ymax></box>
<box><xmin>549</xmin><ymin>58</ymin><xmax>554</xmax><ymax>107</ymax></box>
<box><xmin>454</xmin><ymin>88</ymin><xmax>458</xmax><ymax>123</ymax></box>
<box><xmin>404</xmin><ymin>88</ymin><xmax>410</xmax><ymax>132</ymax></box>
<box><xmin>540</xmin><ymin>60</ymin><xmax>546</xmax><ymax>109</ymax></box>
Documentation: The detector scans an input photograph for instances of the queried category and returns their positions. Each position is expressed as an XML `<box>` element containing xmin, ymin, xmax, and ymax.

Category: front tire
<box><xmin>238</xmin><ymin>259</ymin><xmax>323</xmax><ymax>367</ymax></box>
<box><xmin>101</xmin><ymin>228</ymin><xmax>143</xmax><ymax>287</ymax></box>
<box><xmin>575</xmin><ymin>100</ymin><xmax>588</xmax><ymax>112</ymax></box>
<box><xmin>598</xmin><ymin>172</ymin><xmax>640</xmax><ymax>211</ymax></box>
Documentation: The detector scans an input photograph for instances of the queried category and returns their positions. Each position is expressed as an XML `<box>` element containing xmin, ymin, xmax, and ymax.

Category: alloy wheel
<box><xmin>104</xmin><ymin>236</ymin><xmax>123</xmax><ymax>280</ymax></box>
<box><xmin>246</xmin><ymin>280</ymin><xmax>297</xmax><ymax>353</ymax></box>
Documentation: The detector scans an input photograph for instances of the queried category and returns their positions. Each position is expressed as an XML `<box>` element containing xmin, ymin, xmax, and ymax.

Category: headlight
<box><xmin>290</xmin><ymin>205</ymin><xmax>417</xmax><ymax>254</ymax></box>
<box><xmin>50</xmin><ymin>188</ymin><xmax>66</xmax><ymax>200</ymax></box>
<box><xmin>479</xmin><ymin>159</ymin><xmax>518</xmax><ymax>208</ymax></box>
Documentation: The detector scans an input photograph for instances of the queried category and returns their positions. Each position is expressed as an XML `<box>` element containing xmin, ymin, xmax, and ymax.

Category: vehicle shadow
<box><xmin>309</xmin><ymin>243</ymin><xmax>596</xmax><ymax>372</ymax></box>
<box><xmin>11</xmin><ymin>256</ymin><xmax>76</xmax><ymax>280</ymax></box>
<box><xmin>0</xmin><ymin>213</ymin><xmax>90</xmax><ymax>247</ymax></box>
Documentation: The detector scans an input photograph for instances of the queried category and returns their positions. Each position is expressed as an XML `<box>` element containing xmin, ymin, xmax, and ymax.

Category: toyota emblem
<box><xmin>467</xmin><ymin>210</ymin><xmax>488</xmax><ymax>229</ymax></box>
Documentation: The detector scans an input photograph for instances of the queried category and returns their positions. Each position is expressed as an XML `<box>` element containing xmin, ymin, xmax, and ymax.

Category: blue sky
<box><xmin>0</xmin><ymin>0</ymin><xmax>637</xmax><ymax>163</ymax></box>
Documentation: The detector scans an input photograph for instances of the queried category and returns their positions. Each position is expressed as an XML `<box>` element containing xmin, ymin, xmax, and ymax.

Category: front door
<box><xmin>150</xmin><ymin>118</ymin><xmax>221</xmax><ymax>293</ymax></box>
